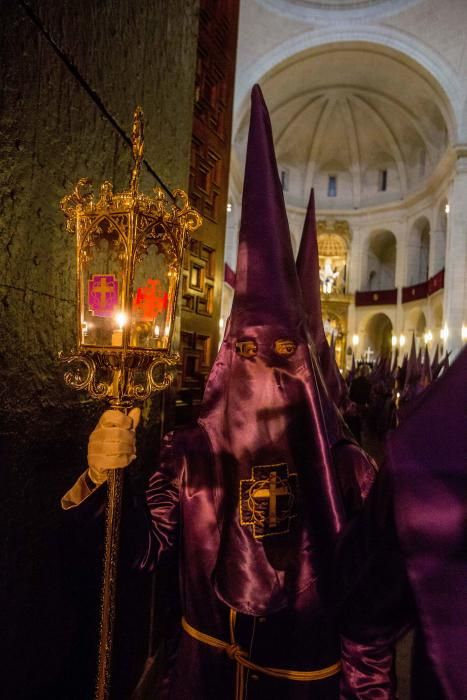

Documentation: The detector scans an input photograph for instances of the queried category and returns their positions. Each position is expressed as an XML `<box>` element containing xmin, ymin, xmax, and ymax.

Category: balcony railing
<box><xmin>427</xmin><ymin>268</ymin><xmax>444</xmax><ymax>296</ymax></box>
<box><xmin>402</xmin><ymin>269</ymin><xmax>444</xmax><ymax>303</ymax></box>
<box><xmin>402</xmin><ymin>280</ymin><xmax>428</xmax><ymax>303</ymax></box>
<box><xmin>225</xmin><ymin>266</ymin><xmax>445</xmax><ymax>306</ymax></box>
<box><xmin>355</xmin><ymin>288</ymin><xmax>397</xmax><ymax>306</ymax></box>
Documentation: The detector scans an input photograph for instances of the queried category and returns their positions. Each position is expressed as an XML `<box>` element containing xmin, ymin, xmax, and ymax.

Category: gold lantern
<box><xmin>59</xmin><ymin>107</ymin><xmax>201</xmax><ymax>699</ymax></box>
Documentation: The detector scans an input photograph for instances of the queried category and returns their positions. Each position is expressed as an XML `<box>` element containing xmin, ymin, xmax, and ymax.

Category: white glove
<box><xmin>87</xmin><ymin>407</ymin><xmax>141</xmax><ymax>485</ymax></box>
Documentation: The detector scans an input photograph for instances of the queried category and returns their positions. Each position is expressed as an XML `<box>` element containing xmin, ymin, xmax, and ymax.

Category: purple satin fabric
<box><xmin>387</xmin><ymin>346</ymin><xmax>467</xmax><ymax>700</ymax></box>
<box><xmin>230</xmin><ymin>88</ymin><xmax>303</xmax><ymax>335</ymax></box>
<box><xmin>340</xmin><ymin>636</ymin><xmax>397</xmax><ymax>699</ymax></box>
<box><xmin>296</xmin><ymin>190</ymin><xmax>326</xmax><ymax>356</ymax></box>
<box><xmin>296</xmin><ymin>189</ymin><xmax>348</xmax><ymax>410</ymax></box>
<box><xmin>199</xmin><ymin>325</ymin><xmax>347</xmax><ymax>615</ymax></box>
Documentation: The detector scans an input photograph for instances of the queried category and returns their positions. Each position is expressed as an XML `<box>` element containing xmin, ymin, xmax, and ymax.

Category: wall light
<box><xmin>352</xmin><ymin>334</ymin><xmax>359</xmax><ymax>346</ymax></box>
<box><xmin>399</xmin><ymin>334</ymin><xmax>406</xmax><ymax>347</ymax></box>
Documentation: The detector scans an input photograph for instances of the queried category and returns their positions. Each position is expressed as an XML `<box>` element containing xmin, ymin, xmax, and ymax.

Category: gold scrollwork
<box><xmin>60</xmin><ymin>178</ymin><xmax>94</xmax><ymax>232</ymax></box>
<box><xmin>58</xmin><ymin>351</ymin><xmax>110</xmax><ymax>399</ymax></box>
<box><xmin>130</xmin><ymin>354</ymin><xmax>179</xmax><ymax>400</ymax></box>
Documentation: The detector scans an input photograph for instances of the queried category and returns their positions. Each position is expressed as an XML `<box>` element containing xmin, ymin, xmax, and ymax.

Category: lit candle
<box><xmin>112</xmin><ymin>311</ymin><xmax>127</xmax><ymax>346</ymax></box>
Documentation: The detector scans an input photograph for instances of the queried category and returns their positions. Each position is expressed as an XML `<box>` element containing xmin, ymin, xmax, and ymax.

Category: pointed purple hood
<box><xmin>296</xmin><ymin>189</ymin><xmax>326</xmax><ymax>352</ymax></box>
<box><xmin>197</xmin><ymin>86</ymin><xmax>363</xmax><ymax>616</ymax></box>
<box><xmin>421</xmin><ymin>345</ymin><xmax>432</xmax><ymax>386</ymax></box>
<box><xmin>230</xmin><ymin>85</ymin><xmax>303</xmax><ymax>335</ymax></box>
<box><xmin>431</xmin><ymin>345</ymin><xmax>440</xmax><ymax>378</ymax></box>
<box><xmin>296</xmin><ymin>188</ymin><xmax>348</xmax><ymax>409</ymax></box>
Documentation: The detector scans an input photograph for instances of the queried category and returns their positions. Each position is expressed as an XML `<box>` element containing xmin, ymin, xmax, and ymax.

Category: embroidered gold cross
<box><xmin>240</xmin><ymin>463</ymin><xmax>297</xmax><ymax>538</ymax></box>
<box><xmin>251</xmin><ymin>471</ymin><xmax>288</xmax><ymax>528</ymax></box>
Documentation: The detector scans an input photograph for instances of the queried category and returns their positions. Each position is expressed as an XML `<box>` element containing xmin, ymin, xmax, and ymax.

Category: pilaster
<box><xmin>444</xmin><ymin>154</ymin><xmax>467</xmax><ymax>355</ymax></box>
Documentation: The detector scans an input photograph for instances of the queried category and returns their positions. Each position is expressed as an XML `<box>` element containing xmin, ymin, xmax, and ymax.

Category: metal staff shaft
<box><xmin>95</xmin><ymin>467</ymin><xmax>125</xmax><ymax>700</ymax></box>
<box><xmin>95</xmin><ymin>384</ymin><xmax>131</xmax><ymax>700</ymax></box>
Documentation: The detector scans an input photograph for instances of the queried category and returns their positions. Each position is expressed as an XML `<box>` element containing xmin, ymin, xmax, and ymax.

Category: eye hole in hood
<box><xmin>235</xmin><ymin>339</ymin><xmax>258</xmax><ymax>358</ymax></box>
<box><xmin>273</xmin><ymin>338</ymin><xmax>297</xmax><ymax>358</ymax></box>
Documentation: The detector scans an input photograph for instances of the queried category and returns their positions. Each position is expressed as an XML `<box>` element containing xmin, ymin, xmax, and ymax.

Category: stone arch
<box><xmin>317</xmin><ymin>226</ymin><xmax>349</xmax><ymax>294</ymax></box>
<box><xmin>363</xmin><ymin>229</ymin><xmax>397</xmax><ymax>291</ymax></box>
<box><xmin>233</xmin><ymin>30</ymin><xmax>459</xmax><ymax>143</ymax></box>
<box><xmin>364</xmin><ymin>312</ymin><xmax>393</xmax><ymax>358</ymax></box>
<box><xmin>432</xmin><ymin>301</ymin><xmax>444</xmax><ymax>337</ymax></box>
<box><xmin>407</xmin><ymin>216</ymin><xmax>430</xmax><ymax>285</ymax></box>
<box><xmin>405</xmin><ymin>307</ymin><xmax>427</xmax><ymax>345</ymax></box>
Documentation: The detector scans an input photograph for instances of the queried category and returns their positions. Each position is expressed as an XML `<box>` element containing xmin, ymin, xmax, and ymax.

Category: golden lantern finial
<box><xmin>129</xmin><ymin>106</ymin><xmax>144</xmax><ymax>198</ymax></box>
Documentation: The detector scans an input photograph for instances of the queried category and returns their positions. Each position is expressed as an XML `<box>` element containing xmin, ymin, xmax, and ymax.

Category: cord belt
<box><xmin>181</xmin><ymin>616</ymin><xmax>341</xmax><ymax>700</ymax></box>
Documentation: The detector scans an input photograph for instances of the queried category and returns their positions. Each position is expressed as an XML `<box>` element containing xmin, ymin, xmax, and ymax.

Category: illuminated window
<box><xmin>327</xmin><ymin>175</ymin><xmax>337</xmax><ymax>197</ymax></box>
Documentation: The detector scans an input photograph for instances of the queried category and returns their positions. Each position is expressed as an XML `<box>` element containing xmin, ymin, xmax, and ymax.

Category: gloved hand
<box><xmin>87</xmin><ymin>407</ymin><xmax>141</xmax><ymax>486</ymax></box>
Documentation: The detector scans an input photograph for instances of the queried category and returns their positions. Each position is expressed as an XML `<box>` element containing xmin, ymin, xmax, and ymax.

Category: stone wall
<box><xmin>0</xmin><ymin>1</ymin><xmax>199</xmax><ymax>695</ymax></box>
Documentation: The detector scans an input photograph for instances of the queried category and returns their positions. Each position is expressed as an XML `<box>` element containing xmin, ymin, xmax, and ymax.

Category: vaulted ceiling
<box><xmin>233</xmin><ymin>43</ymin><xmax>450</xmax><ymax>210</ymax></box>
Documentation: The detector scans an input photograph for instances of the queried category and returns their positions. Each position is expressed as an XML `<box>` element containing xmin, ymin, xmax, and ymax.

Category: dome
<box><xmin>234</xmin><ymin>43</ymin><xmax>450</xmax><ymax>210</ymax></box>
<box><xmin>258</xmin><ymin>0</ymin><xmax>422</xmax><ymax>21</ymax></box>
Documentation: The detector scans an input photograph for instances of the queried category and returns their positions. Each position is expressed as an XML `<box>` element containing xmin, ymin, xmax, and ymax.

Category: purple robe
<box><xmin>139</xmin><ymin>424</ymin><xmax>378</xmax><ymax>699</ymax></box>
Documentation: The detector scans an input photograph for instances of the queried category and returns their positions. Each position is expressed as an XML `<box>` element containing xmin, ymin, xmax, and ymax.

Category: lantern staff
<box><xmin>59</xmin><ymin>107</ymin><xmax>201</xmax><ymax>699</ymax></box>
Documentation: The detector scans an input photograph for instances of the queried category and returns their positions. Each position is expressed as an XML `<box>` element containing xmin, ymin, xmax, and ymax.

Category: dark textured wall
<box><xmin>0</xmin><ymin>1</ymin><xmax>199</xmax><ymax>696</ymax></box>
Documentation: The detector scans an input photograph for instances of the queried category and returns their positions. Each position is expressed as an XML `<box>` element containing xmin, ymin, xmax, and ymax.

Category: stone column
<box><xmin>405</xmin><ymin>230</ymin><xmax>421</xmax><ymax>285</ymax></box>
<box><xmin>394</xmin><ymin>222</ymin><xmax>406</xmax><ymax>337</ymax></box>
<box><xmin>444</xmin><ymin>154</ymin><xmax>467</xmax><ymax>355</ymax></box>
<box><xmin>348</xmin><ymin>228</ymin><xmax>364</xmax><ymax>293</ymax></box>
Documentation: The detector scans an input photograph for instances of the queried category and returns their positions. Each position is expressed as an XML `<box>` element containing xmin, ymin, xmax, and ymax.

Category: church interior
<box><xmin>1</xmin><ymin>1</ymin><xmax>466</xmax><ymax>698</ymax></box>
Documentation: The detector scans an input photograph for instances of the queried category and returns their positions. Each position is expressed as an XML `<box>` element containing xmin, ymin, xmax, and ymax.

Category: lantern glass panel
<box><xmin>130</xmin><ymin>234</ymin><xmax>177</xmax><ymax>350</ymax></box>
<box><xmin>80</xmin><ymin>218</ymin><xmax>126</xmax><ymax>347</ymax></box>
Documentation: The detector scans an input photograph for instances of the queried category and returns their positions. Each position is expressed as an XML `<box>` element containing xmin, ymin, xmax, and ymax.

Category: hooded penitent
<box><xmin>387</xmin><ymin>346</ymin><xmax>467</xmax><ymax>700</ymax></box>
<box><xmin>199</xmin><ymin>85</ymin><xmax>358</xmax><ymax>617</ymax></box>
<box><xmin>296</xmin><ymin>189</ymin><xmax>348</xmax><ymax>410</ymax></box>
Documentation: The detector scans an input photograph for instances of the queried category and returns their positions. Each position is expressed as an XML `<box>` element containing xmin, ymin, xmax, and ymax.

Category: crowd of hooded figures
<box><xmin>334</xmin><ymin>340</ymin><xmax>451</xmax><ymax>461</ymax></box>
<box><xmin>62</xmin><ymin>85</ymin><xmax>467</xmax><ymax>700</ymax></box>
